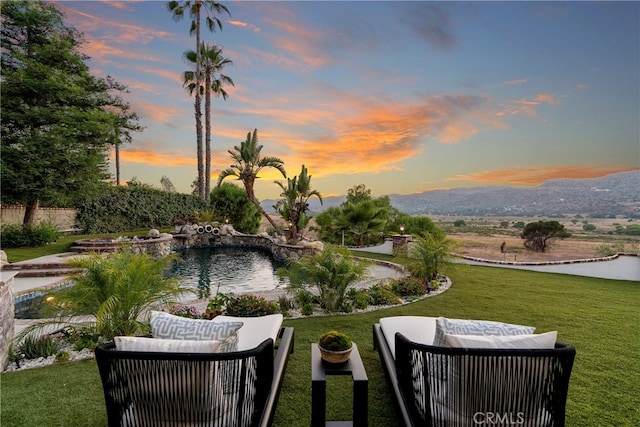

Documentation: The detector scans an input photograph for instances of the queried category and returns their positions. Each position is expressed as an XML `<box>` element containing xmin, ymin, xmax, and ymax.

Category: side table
<box><xmin>311</xmin><ymin>342</ymin><xmax>368</xmax><ymax>427</ymax></box>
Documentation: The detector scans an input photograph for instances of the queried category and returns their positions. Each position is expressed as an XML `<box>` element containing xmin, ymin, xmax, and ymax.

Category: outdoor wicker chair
<box><xmin>95</xmin><ymin>326</ymin><xmax>294</xmax><ymax>427</ymax></box>
<box><xmin>373</xmin><ymin>317</ymin><xmax>576</xmax><ymax>427</ymax></box>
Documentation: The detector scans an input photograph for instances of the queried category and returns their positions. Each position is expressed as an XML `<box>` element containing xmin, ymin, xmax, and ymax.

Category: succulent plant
<box><xmin>318</xmin><ymin>330</ymin><xmax>352</xmax><ymax>351</ymax></box>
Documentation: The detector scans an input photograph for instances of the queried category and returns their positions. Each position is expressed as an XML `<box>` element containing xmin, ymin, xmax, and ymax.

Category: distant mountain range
<box><xmin>262</xmin><ymin>170</ymin><xmax>640</xmax><ymax>218</ymax></box>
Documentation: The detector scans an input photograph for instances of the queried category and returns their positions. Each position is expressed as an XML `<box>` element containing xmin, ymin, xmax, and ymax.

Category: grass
<box><xmin>2</xmin><ymin>263</ymin><xmax>638</xmax><ymax>426</ymax></box>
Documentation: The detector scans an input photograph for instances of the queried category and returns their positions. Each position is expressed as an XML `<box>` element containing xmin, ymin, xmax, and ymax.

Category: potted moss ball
<box><xmin>318</xmin><ymin>330</ymin><xmax>353</xmax><ymax>364</ymax></box>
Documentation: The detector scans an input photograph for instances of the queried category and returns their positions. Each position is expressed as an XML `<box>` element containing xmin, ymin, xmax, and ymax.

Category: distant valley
<box><xmin>262</xmin><ymin>170</ymin><xmax>640</xmax><ymax>218</ymax></box>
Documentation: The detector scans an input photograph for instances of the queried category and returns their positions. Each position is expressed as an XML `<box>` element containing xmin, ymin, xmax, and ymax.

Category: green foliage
<box><xmin>387</xmin><ymin>212</ymin><xmax>439</xmax><ymax>237</ymax></box>
<box><xmin>18</xmin><ymin>335</ymin><xmax>59</xmax><ymax>359</ymax></box>
<box><xmin>453</xmin><ymin>219</ymin><xmax>466</xmax><ymax>227</ymax></box>
<box><xmin>1</xmin><ymin>1</ymin><xmax>123</xmax><ymax>211</ymax></box>
<box><xmin>225</xmin><ymin>294</ymin><xmax>278</xmax><ymax>317</ymax></box>
<box><xmin>53</xmin><ymin>249</ymin><xmax>189</xmax><ymax>340</ymax></box>
<box><xmin>337</xmin><ymin>201</ymin><xmax>386</xmax><ymax>246</ymax></box>
<box><xmin>318</xmin><ymin>330</ymin><xmax>352</xmax><ymax>351</ymax></box>
<box><xmin>595</xmin><ymin>244</ymin><xmax>619</xmax><ymax>257</ymax></box>
<box><xmin>301</xmin><ymin>303</ymin><xmax>314</xmax><ymax>316</ymax></box>
<box><xmin>0</xmin><ymin>221</ymin><xmax>60</xmax><ymax>248</ymax></box>
<box><xmin>209</xmin><ymin>182</ymin><xmax>261</xmax><ymax>233</ymax></box>
<box><xmin>395</xmin><ymin>229</ymin><xmax>456</xmax><ymax>281</ymax></box>
<box><xmin>55</xmin><ymin>351</ymin><xmax>71</xmax><ymax>363</ymax></box>
<box><xmin>521</xmin><ymin>220</ymin><xmax>571</xmax><ymax>252</ymax></box>
<box><xmin>282</xmin><ymin>245</ymin><xmax>370</xmax><ymax>312</ymax></box>
<box><xmin>366</xmin><ymin>284</ymin><xmax>403</xmax><ymax>306</ymax></box>
<box><xmin>57</xmin><ymin>325</ymin><xmax>102</xmax><ymax>352</ymax></box>
<box><xmin>347</xmin><ymin>289</ymin><xmax>371</xmax><ymax>310</ymax></box>
<box><xmin>274</xmin><ymin>164</ymin><xmax>322</xmax><ymax>242</ymax></box>
<box><xmin>391</xmin><ymin>277</ymin><xmax>427</xmax><ymax>296</ymax></box>
<box><xmin>513</xmin><ymin>221</ymin><xmax>526</xmax><ymax>229</ymax></box>
<box><xmin>75</xmin><ymin>183</ymin><xmax>207</xmax><ymax>233</ymax></box>
<box><xmin>345</xmin><ymin>184</ymin><xmax>372</xmax><ymax>205</ymax></box>
<box><xmin>583</xmin><ymin>223</ymin><xmax>597</xmax><ymax>232</ymax></box>
<box><xmin>616</xmin><ymin>224</ymin><xmax>640</xmax><ymax>236</ymax></box>
<box><xmin>217</xmin><ymin>129</ymin><xmax>287</xmax><ymax>230</ymax></box>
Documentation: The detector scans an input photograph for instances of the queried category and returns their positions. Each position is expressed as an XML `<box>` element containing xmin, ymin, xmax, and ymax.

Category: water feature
<box><xmin>170</xmin><ymin>247</ymin><xmax>290</xmax><ymax>299</ymax></box>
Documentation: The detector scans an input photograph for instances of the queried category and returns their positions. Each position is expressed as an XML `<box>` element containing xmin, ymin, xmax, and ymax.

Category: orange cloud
<box><xmin>498</xmin><ymin>93</ymin><xmax>559</xmax><ymax>117</ymax></box>
<box><xmin>120</xmin><ymin>150</ymin><xmax>194</xmax><ymax>167</ymax></box>
<box><xmin>448</xmin><ymin>165</ymin><xmax>638</xmax><ymax>186</ymax></box>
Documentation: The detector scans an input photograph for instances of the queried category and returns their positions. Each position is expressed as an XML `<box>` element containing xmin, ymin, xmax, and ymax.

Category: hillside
<box><xmin>262</xmin><ymin>170</ymin><xmax>640</xmax><ymax>218</ymax></box>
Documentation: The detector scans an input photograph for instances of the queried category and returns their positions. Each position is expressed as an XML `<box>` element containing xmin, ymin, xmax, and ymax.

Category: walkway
<box><xmin>353</xmin><ymin>241</ymin><xmax>639</xmax><ymax>282</ymax></box>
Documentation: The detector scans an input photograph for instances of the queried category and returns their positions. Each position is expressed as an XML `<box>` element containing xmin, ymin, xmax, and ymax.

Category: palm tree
<box><xmin>397</xmin><ymin>229</ymin><xmax>457</xmax><ymax>282</ymax></box>
<box><xmin>183</xmin><ymin>43</ymin><xmax>234</xmax><ymax>200</ymax></box>
<box><xmin>337</xmin><ymin>200</ymin><xmax>386</xmax><ymax>246</ymax></box>
<box><xmin>167</xmin><ymin>0</ymin><xmax>230</xmax><ymax>199</ymax></box>
<box><xmin>282</xmin><ymin>245</ymin><xmax>370</xmax><ymax>312</ymax></box>
<box><xmin>274</xmin><ymin>164</ymin><xmax>322</xmax><ymax>242</ymax></box>
<box><xmin>218</xmin><ymin>129</ymin><xmax>286</xmax><ymax>230</ymax></box>
<box><xmin>42</xmin><ymin>250</ymin><xmax>188</xmax><ymax>341</ymax></box>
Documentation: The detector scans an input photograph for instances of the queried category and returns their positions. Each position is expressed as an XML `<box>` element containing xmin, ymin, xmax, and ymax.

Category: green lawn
<box><xmin>2</xmin><ymin>264</ymin><xmax>639</xmax><ymax>426</ymax></box>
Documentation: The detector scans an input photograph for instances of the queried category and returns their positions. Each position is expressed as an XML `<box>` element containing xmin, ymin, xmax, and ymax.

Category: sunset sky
<box><xmin>57</xmin><ymin>1</ymin><xmax>639</xmax><ymax>199</ymax></box>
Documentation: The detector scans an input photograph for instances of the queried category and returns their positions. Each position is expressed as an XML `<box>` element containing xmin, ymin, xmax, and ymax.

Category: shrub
<box><xmin>58</xmin><ymin>249</ymin><xmax>186</xmax><ymax>340</ymax></box>
<box><xmin>278</xmin><ymin>296</ymin><xmax>293</xmax><ymax>315</ymax></box>
<box><xmin>55</xmin><ymin>351</ymin><xmax>71</xmax><ymax>363</ymax></box>
<box><xmin>19</xmin><ymin>335</ymin><xmax>59</xmax><ymax>359</ymax></box>
<box><xmin>225</xmin><ymin>294</ymin><xmax>279</xmax><ymax>317</ymax></box>
<box><xmin>301</xmin><ymin>303</ymin><xmax>314</xmax><ymax>316</ymax></box>
<box><xmin>294</xmin><ymin>290</ymin><xmax>315</xmax><ymax>307</ymax></box>
<box><xmin>347</xmin><ymin>289</ymin><xmax>371</xmax><ymax>310</ymax></box>
<box><xmin>281</xmin><ymin>245</ymin><xmax>370</xmax><ymax>312</ymax></box>
<box><xmin>64</xmin><ymin>326</ymin><xmax>101</xmax><ymax>351</ymax></box>
<box><xmin>366</xmin><ymin>284</ymin><xmax>402</xmax><ymax>306</ymax></box>
<box><xmin>0</xmin><ymin>221</ymin><xmax>61</xmax><ymax>248</ymax></box>
<box><xmin>391</xmin><ymin>277</ymin><xmax>427</xmax><ymax>296</ymax></box>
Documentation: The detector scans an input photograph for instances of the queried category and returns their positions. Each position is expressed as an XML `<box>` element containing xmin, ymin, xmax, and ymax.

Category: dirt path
<box><xmin>450</xmin><ymin>233</ymin><xmax>617</xmax><ymax>262</ymax></box>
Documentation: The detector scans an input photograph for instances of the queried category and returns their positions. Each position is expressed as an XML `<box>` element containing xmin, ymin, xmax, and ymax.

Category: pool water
<box><xmin>15</xmin><ymin>247</ymin><xmax>290</xmax><ymax>319</ymax></box>
<box><xmin>170</xmin><ymin>247</ymin><xmax>290</xmax><ymax>299</ymax></box>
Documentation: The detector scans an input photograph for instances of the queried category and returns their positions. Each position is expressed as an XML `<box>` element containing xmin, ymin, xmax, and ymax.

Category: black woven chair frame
<box><xmin>96</xmin><ymin>327</ymin><xmax>294</xmax><ymax>427</ymax></box>
<box><xmin>373</xmin><ymin>324</ymin><xmax>575</xmax><ymax>427</ymax></box>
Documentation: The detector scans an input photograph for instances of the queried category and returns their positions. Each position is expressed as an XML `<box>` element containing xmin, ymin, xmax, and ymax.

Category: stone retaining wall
<box><xmin>0</xmin><ymin>272</ymin><xmax>16</xmax><ymax>370</ymax></box>
<box><xmin>171</xmin><ymin>224</ymin><xmax>322</xmax><ymax>262</ymax></box>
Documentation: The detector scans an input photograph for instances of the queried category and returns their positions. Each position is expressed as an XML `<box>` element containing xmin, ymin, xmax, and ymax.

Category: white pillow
<box><xmin>444</xmin><ymin>331</ymin><xmax>558</xmax><ymax>349</ymax></box>
<box><xmin>434</xmin><ymin>317</ymin><xmax>536</xmax><ymax>347</ymax></box>
<box><xmin>212</xmin><ymin>314</ymin><xmax>283</xmax><ymax>351</ymax></box>
<box><xmin>115</xmin><ymin>336</ymin><xmax>222</xmax><ymax>353</ymax></box>
<box><xmin>150</xmin><ymin>310</ymin><xmax>244</xmax><ymax>352</ymax></box>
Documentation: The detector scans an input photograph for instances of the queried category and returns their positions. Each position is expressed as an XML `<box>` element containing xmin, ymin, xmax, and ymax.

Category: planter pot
<box><xmin>319</xmin><ymin>345</ymin><xmax>352</xmax><ymax>364</ymax></box>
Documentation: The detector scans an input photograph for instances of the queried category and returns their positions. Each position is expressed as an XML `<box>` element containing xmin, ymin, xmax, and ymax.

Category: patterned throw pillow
<box><xmin>150</xmin><ymin>311</ymin><xmax>244</xmax><ymax>352</ymax></box>
<box><xmin>433</xmin><ymin>317</ymin><xmax>535</xmax><ymax>347</ymax></box>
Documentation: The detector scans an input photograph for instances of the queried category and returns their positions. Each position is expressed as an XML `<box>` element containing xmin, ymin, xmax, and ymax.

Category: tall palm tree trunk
<box><xmin>115</xmin><ymin>141</ymin><xmax>121</xmax><ymax>186</ymax></box>
<box><xmin>195</xmin><ymin>1</ymin><xmax>204</xmax><ymax>199</ymax></box>
<box><xmin>204</xmin><ymin>73</ymin><xmax>211</xmax><ymax>201</ymax></box>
